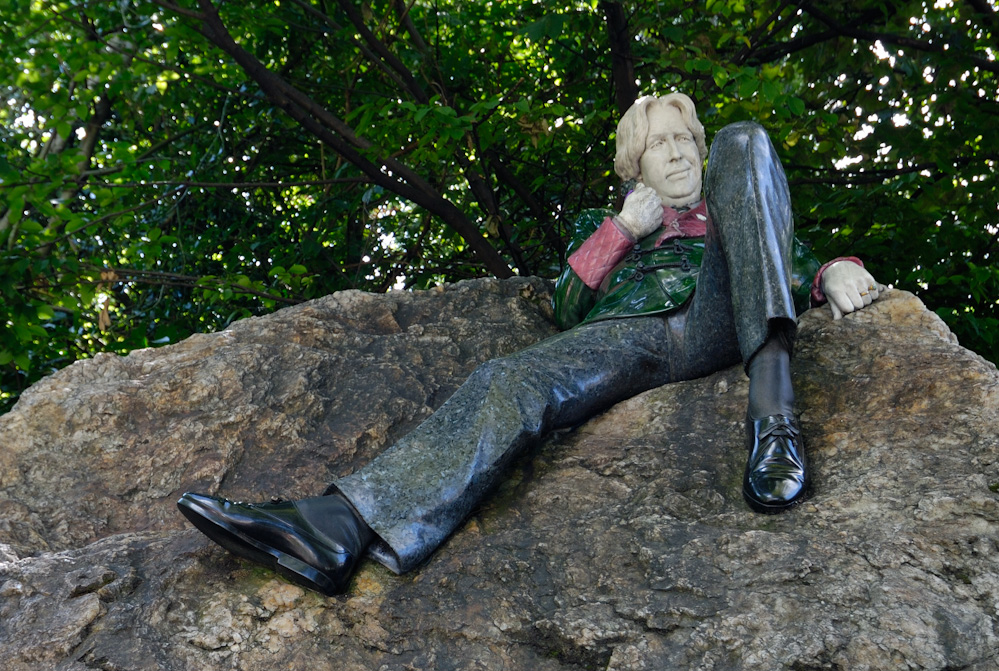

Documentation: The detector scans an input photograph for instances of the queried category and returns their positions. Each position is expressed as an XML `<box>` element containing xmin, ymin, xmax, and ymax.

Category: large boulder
<box><xmin>1</xmin><ymin>278</ymin><xmax>997</xmax><ymax>671</ymax></box>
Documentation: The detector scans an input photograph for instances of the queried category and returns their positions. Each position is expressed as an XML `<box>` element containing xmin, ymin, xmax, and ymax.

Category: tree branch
<box><xmin>286</xmin><ymin>0</ymin><xmax>416</xmax><ymax>98</ymax></box>
<box><xmin>182</xmin><ymin>0</ymin><xmax>512</xmax><ymax>277</ymax></box>
<box><xmin>803</xmin><ymin>2</ymin><xmax>999</xmax><ymax>75</ymax></box>
<box><xmin>152</xmin><ymin>0</ymin><xmax>205</xmax><ymax>20</ymax></box>
<box><xmin>964</xmin><ymin>0</ymin><xmax>999</xmax><ymax>31</ymax></box>
<box><xmin>747</xmin><ymin>6</ymin><xmax>893</xmax><ymax>64</ymax></box>
<box><xmin>333</xmin><ymin>0</ymin><xmax>430</xmax><ymax>104</ymax></box>
<box><xmin>787</xmin><ymin>152</ymin><xmax>999</xmax><ymax>185</ymax></box>
<box><xmin>100</xmin><ymin>178</ymin><xmax>369</xmax><ymax>189</ymax></box>
<box><xmin>89</xmin><ymin>267</ymin><xmax>303</xmax><ymax>305</ymax></box>
<box><xmin>730</xmin><ymin>0</ymin><xmax>798</xmax><ymax>66</ymax></box>
<box><xmin>393</xmin><ymin>0</ymin><xmax>429</xmax><ymax>54</ymax></box>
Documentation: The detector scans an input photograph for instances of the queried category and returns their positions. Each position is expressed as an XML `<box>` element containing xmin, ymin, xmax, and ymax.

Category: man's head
<box><xmin>614</xmin><ymin>93</ymin><xmax>707</xmax><ymax>207</ymax></box>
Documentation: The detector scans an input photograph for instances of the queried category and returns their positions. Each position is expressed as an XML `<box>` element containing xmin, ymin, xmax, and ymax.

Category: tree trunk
<box><xmin>601</xmin><ymin>1</ymin><xmax>638</xmax><ymax>116</ymax></box>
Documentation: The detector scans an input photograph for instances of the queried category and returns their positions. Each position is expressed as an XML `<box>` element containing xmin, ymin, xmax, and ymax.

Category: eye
<box><xmin>677</xmin><ymin>134</ymin><xmax>693</xmax><ymax>143</ymax></box>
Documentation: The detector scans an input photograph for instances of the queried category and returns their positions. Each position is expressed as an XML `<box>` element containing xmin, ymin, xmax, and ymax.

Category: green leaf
<box><xmin>0</xmin><ymin>156</ymin><xmax>18</xmax><ymax>181</ymax></box>
<box><xmin>18</xmin><ymin>218</ymin><xmax>43</xmax><ymax>233</ymax></box>
<box><xmin>761</xmin><ymin>79</ymin><xmax>780</xmax><ymax>103</ymax></box>
<box><xmin>692</xmin><ymin>58</ymin><xmax>713</xmax><ymax>72</ymax></box>
<box><xmin>738</xmin><ymin>76</ymin><xmax>758</xmax><ymax>98</ymax></box>
<box><xmin>521</xmin><ymin>14</ymin><xmax>564</xmax><ymax>41</ymax></box>
<box><xmin>6</xmin><ymin>193</ymin><xmax>26</xmax><ymax>225</ymax></box>
<box><xmin>65</xmin><ymin>216</ymin><xmax>90</xmax><ymax>234</ymax></box>
<box><xmin>712</xmin><ymin>66</ymin><xmax>731</xmax><ymax>89</ymax></box>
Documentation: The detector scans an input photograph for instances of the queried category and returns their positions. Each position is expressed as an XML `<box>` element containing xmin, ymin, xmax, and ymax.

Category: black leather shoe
<box><xmin>743</xmin><ymin>414</ymin><xmax>809</xmax><ymax>513</ymax></box>
<box><xmin>177</xmin><ymin>493</ymin><xmax>370</xmax><ymax>595</ymax></box>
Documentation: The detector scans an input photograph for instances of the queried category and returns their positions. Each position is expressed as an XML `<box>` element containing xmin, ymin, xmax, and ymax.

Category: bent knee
<box><xmin>712</xmin><ymin>121</ymin><xmax>769</xmax><ymax>152</ymax></box>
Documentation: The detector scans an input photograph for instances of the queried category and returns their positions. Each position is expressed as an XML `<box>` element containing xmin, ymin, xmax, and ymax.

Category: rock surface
<box><xmin>1</xmin><ymin>279</ymin><xmax>997</xmax><ymax>671</ymax></box>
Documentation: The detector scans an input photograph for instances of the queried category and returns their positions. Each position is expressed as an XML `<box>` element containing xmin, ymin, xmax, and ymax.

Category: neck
<box><xmin>657</xmin><ymin>192</ymin><xmax>701</xmax><ymax>209</ymax></box>
<box><xmin>667</xmin><ymin>198</ymin><xmax>701</xmax><ymax>212</ymax></box>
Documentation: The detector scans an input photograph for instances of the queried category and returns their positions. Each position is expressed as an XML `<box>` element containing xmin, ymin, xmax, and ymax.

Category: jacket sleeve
<box><xmin>552</xmin><ymin>209</ymin><xmax>618</xmax><ymax>330</ymax></box>
<box><xmin>789</xmin><ymin>238</ymin><xmax>866</xmax><ymax>310</ymax></box>
<box><xmin>552</xmin><ymin>265</ymin><xmax>597</xmax><ymax>330</ymax></box>
<box><xmin>790</xmin><ymin>237</ymin><xmax>822</xmax><ymax>315</ymax></box>
<box><xmin>566</xmin><ymin>216</ymin><xmax>636</xmax><ymax>288</ymax></box>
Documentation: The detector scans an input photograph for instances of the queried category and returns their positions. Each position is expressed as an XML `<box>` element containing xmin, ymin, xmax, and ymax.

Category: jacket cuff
<box><xmin>568</xmin><ymin>217</ymin><xmax>636</xmax><ymax>289</ymax></box>
<box><xmin>810</xmin><ymin>256</ymin><xmax>864</xmax><ymax>306</ymax></box>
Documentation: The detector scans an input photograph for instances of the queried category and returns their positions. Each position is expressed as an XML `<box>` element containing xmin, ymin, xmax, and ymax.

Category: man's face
<box><xmin>638</xmin><ymin>103</ymin><xmax>702</xmax><ymax>208</ymax></box>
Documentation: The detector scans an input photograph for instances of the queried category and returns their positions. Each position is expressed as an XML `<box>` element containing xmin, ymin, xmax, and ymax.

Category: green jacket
<box><xmin>552</xmin><ymin>208</ymin><xmax>821</xmax><ymax>331</ymax></box>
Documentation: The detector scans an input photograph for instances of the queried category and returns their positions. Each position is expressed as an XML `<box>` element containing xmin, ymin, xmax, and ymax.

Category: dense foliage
<box><xmin>1</xmin><ymin>0</ymin><xmax>996</xmax><ymax>412</ymax></box>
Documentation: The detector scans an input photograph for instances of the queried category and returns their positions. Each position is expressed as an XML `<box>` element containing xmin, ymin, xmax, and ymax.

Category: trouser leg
<box><xmin>332</xmin><ymin>315</ymin><xmax>674</xmax><ymax>574</ymax></box>
<box><xmin>682</xmin><ymin>122</ymin><xmax>805</xmax><ymax>510</ymax></box>
<box><xmin>671</xmin><ymin>120</ymin><xmax>797</xmax><ymax>380</ymax></box>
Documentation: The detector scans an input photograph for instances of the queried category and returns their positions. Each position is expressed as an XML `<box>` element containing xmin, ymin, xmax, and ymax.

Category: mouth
<box><xmin>662</xmin><ymin>162</ymin><xmax>692</xmax><ymax>179</ymax></box>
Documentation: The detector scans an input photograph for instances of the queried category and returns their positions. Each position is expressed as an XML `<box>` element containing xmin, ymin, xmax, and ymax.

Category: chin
<box><xmin>662</xmin><ymin>182</ymin><xmax>700</xmax><ymax>205</ymax></box>
<box><xmin>662</xmin><ymin>193</ymin><xmax>700</xmax><ymax>208</ymax></box>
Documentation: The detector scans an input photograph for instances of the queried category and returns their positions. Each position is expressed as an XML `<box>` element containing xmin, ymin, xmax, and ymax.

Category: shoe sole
<box><xmin>742</xmin><ymin>484</ymin><xmax>810</xmax><ymax>515</ymax></box>
<box><xmin>177</xmin><ymin>496</ymin><xmax>340</xmax><ymax>595</ymax></box>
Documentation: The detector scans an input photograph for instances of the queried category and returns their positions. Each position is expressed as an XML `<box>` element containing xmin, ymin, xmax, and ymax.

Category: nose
<box><xmin>663</xmin><ymin>137</ymin><xmax>681</xmax><ymax>160</ymax></box>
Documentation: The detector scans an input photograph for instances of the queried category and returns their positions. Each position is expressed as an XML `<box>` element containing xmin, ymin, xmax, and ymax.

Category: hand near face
<box><xmin>821</xmin><ymin>260</ymin><xmax>887</xmax><ymax>320</ymax></box>
<box><xmin>614</xmin><ymin>183</ymin><xmax>664</xmax><ymax>240</ymax></box>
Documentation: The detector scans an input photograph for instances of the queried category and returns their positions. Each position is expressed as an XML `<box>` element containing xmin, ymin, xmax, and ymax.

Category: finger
<box><xmin>625</xmin><ymin>185</ymin><xmax>644</xmax><ymax>202</ymax></box>
<box><xmin>835</xmin><ymin>290</ymin><xmax>863</xmax><ymax>313</ymax></box>
<box><xmin>843</xmin><ymin>287</ymin><xmax>867</xmax><ymax>312</ymax></box>
<box><xmin>861</xmin><ymin>279</ymin><xmax>882</xmax><ymax>303</ymax></box>
<box><xmin>830</xmin><ymin>293</ymin><xmax>852</xmax><ymax>319</ymax></box>
<box><xmin>830</xmin><ymin>301</ymin><xmax>843</xmax><ymax>320</ymax></box>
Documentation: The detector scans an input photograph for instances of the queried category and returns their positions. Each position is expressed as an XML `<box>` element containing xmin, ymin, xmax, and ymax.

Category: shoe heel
<box><xmin>277</xmin><ymin>553</ymin><xmax>338</xmax><ymax>595</ymax></box>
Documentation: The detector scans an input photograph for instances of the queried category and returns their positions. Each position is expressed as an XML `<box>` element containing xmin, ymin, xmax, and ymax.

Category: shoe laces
<box><xmin>754</xmin><ymin>417</ymin><xmax>803</xmax><ymax>471</ymax></box>
<box><xmin>758</xmin><ymin>418</ymin><xmax>799</xmax><ymax>443</ymax></box>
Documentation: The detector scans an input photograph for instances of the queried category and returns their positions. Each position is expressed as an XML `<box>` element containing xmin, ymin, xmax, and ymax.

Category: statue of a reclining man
<box><xmin>178</xmin><ymin>93</ymin><xmax>884</xmax><ymax>595</ymax></box>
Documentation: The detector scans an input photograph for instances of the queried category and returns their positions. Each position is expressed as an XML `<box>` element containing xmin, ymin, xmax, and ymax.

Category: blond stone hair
<box><xmin>613</xmin><ymin>93</ymin><xmax>708</xmax><ymax>181</ymax></box>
